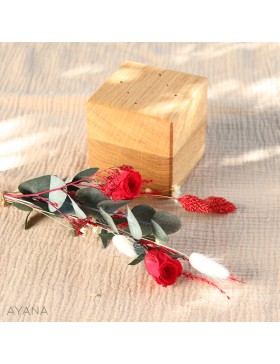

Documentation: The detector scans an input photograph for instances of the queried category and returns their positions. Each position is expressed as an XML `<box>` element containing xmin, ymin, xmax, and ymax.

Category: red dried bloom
<box><xmin>204</xmin><ymin>196</ymin><xmax>237</xmax><ymax>214</ymax></box>
<box><xmin>69</xmin><ymin>216</ymin><xmax>96</xmax><ymax>236</ymax></box>
<box><xmin>177</xmin><ymin>195</ymin><xmax>211</xmax><ymax>213</ymax></box>
<box><xmin>177</xmin><ymin>195</ymin><xmax>236</xmax><ymax>214</ymax></box>
<box><xmin>98</xmin><ymin>166</ymin><xmax>143</xmax><ymax>201</ymax></box>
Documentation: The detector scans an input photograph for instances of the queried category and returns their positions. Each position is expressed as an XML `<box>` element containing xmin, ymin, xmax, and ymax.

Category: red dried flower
<box><xmin>204</xmin><ymin>196</ymin><xmax>237</xmax><ymax>214</ymax></box>
<box><xmin>144</xmin><ymin>250</ymin><xmax>182</xmax><ymax>287</ymax></box>
<box><xmin>177</xmin><ymin>195</ymin><xmax>236</xmax><ymax>214</ymax></box>
<box><xmin>177</xmin><ymin>195</ymin><xmax>211</xmax><ymax>213</ymax></box>
<box><xmin>99</xmin><ymin>166</ymin><xmax>143</xmax><ymax>201</ymax></box>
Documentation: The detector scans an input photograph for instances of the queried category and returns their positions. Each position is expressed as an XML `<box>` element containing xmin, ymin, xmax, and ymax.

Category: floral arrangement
<box><xmin>1</xmin><ymin>165</ymin><xmax>242</xmax><ymax>299</ymax></box>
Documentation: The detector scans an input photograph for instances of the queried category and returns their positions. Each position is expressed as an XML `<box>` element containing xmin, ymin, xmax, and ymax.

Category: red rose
<box><xmin>111</xmin><ymin>170</ymin><xmax>143</xmax><ymax>201</ymax></box>
<box><xmin>144</xmin><ymin>250</ymin><xmax>182</xmax><ymax>287</ymax></box>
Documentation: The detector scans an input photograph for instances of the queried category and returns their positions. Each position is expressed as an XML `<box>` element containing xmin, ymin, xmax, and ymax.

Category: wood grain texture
<box><xmin>87</xmin><ymin>61</ymin><xmax>207</xmax><ymax>194</ymax></box>
<box><xmin>0</xmin><ymin>43</ymin><xmax>280</xmax><ymax>322</ymax></box>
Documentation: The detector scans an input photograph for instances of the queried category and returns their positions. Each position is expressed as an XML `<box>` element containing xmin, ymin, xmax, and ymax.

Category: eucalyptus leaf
<box><xmin>96</xmin><ymin>217</ymin><xmax>107</xmax><ymax>225</ymax></box>
<box><xmin>76</xmin><ymin>188</ymin><xmax>107</xmax><ymax>210</ymax></box>
<box><xmin>69</xmin><ymin>196</ymin><xmax>87</xmax><ymax>219</ymax></box>
<box><xmin>52</xmin><ymin>196</ymin><xmax>76</xmax><ymax>217</ymax></box>
<box><xmin>168</xmin><ymin>254</ymin><xmax>183</xmax><ymax>259</ymax></box>
<box><xmin>99</xmin><ymin>232</ymin><xmax>115</xmax><ymax>239</ymax></box>
<box><xmin>73</xmin><ymin>168</ymin><xmax>99</xmax><ymax>182</ymax></box>
<box><xmin>48</xmin><ymin>175</ymin><xmax>67</xmax><ymax>212</ymax></box>
<box><xmin>69</xmin><ymin>168</ymin><xmax>99</xmax><ymax>191</ymax></box>
<box><xmin>131</xmin><ymin>204</ymin><xmax>156</xmax><ymax>235</ymax></box>
<box><xmin>152</xmin><ymin>211</ymin><xmax>182</xmax><ymax>235</ymax></box>
<box><xmin>151</xmin><ymin>219</ymin><xmax>169</xmax><ymax>243</ymax></box>
<box><xmin>99</xmin><ymin>234</ymin><xmax>109</xmax><ymax>248</ymax></box>
<box><xmin>97</xmin><ymin>199</ymin><xmax>131</xmax><ymax>214</ymax></box>
<box><xmin>22</xmin><ymin>197</ymin><xmax>49</xmax><ymax>212</ymax></box>
<box><xmin>50</xmin><ymin>194</ymin><xmax>85</xmax><ymax>218</ymax></box>
<box><xmin>98</xmin><ymin>230</ymin><xmax>114</xmax><ymax>248</ymax></box>
<box><xmin>128</xmin><ymin>254</ymin><xmax>146</xmax><ymax>266</ymax></box>
<box><xmin>99</xmin><ymin>207</ymin><xmax>118</xmax><ymax>233</ymax></box>
<box><xmin>24</xmin><ymin>211</ymin><xmax>32</xmax><ymax>230</ymax></box>
<box><xmin>143</xmin><ymin>235</ymin><xmax>156</xmax><ymax>242</ymax></box>
<box><xmin>12</xmin><ymin>202</ymin><xmax>33</xmax><ymax>212</ymax></box>
<box><xmin>131</xmin><ymin>204</ymin><xmax>156</xmax><ymax>220</ymax></box>
<box><xmin>18</xmin><ymin>175</ymin><xmax>51</xmax><ymax>197</ymax></box>
<box><xmin>133</xmin><ymin>242</ymin><xmax>145</xmax><ymax>256</ymax></box>
<box><xmin>113</xmin><ymin>217</ymin><xmax>128</xmax><ymax>224</ymax></box>
<box><xmin>127</xmin><ymin>207</ymin><xmax>142</xmax><ymax>240</ymax></box>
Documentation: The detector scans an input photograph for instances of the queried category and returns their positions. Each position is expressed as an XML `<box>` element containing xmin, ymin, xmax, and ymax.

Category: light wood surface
<box><xmin>87</xmin><ymin>61</ymin><xmax>207</xmax><ymax>193</ymax></box>
<box><xmin>0</xmin><ymin>43</ymin><xmax>279</xmax><ymax>322</ymax></box>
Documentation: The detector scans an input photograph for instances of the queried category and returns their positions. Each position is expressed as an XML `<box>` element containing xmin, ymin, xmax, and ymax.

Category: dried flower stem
<box><xmin>139</xmin><ymin>193</ymin><xmax>174</xmax><ymax>199</ymax></box>
<box><xmin>5</xmin><ymin>194</ymin><xmax>189</xmax><ymax>260</ymax></box>
<box><xmin>4</xmin><ymin>197</ymin><xmax>75</xmax><ymax>231</ymax></box>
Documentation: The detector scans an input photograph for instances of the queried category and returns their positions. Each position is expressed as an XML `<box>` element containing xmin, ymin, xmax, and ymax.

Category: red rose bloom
<box><xmin>144</xmin><ymin>250</ymin><xmax>182</xmax><ymax>287</ymax></box>
<box><xmin>110</xmin><ymin>170</ymin><xmax>143</xmax><ymax>201</ymax></box>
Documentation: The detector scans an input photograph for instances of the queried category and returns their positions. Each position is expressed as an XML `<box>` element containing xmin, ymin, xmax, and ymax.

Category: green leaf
<box><xmin>143</xmin><ymin>234</ymin><xmax>156</xmax><ymax>242</ymax></box>
<box><xmin>18</xmin><ymin>175</ymin><xmax>52</xmax><ymax>197</ymax></box>
<box><xmin>99</xmin><ymin>232</ymin><xmax>115</xmax><ymax>238</ymax></box>
<box><xmin>128</xmin><ymin>254</ymin><xmax>146</xmax><ymax>266</ymax></box>
<box><xmin>113</xmin><ymin>217</ymin><xmax>128</xmax><ymax>224</ymax></box>
<box><xmin>96</xmin><ymin>217</ymin><xmax>107</xmax><ymax>225</ymax></box>
<box><xmin>21</xmin><ymin>197</ymin><xmax>49</xmax><ymax>212</ymax></box>
<box><xmin>68</xmin><ymin>196</ymin><xmax>87</xmax><ymax>219</ymax></box>
<box><xmin>168</xmin><ymin>254</ymin><xmax>183</xmax><ymax>259</ymax></box>
<box><xmin>100</xmin><ymin>229</ymin><xmax>115</xmax><ymax>238</ymax></box>
<box><xmin>152</xmin><ymin>211</ymin><xmax>182</xmax><ymax>235</ymax></box>
<box><xmin>151</xmin><ymin>219</ymin><xmax>169</xmax><ymax>243</ymax></box>
<box><xmin>99</xmin><ymin>207</ymin><xmax>118</xmax><ymax>233</ymax></box>
<box><xmin>52</xmin><ymin>196</ymin><xmax>75</xmax><ymax>216</ymax></box>
<box><xmin>76</xmin><ymin>188</ymin><xmax>107</xmax><ymax>210</ymax></box>
<box><xmin>73</xmin><ymin>168</ymin><xmax>99</xmax><ymax>182</ymax></box>
<box><xmin>48</xmin><ymin>175</ymin><xmax>67</xmax><ymax>212</ymax></box>
<box><xmin>133</xmin><ymin>242</ymin><xmax>145</xmax><ymax>256</ymax></box>
<box><xmin>50</xmin><ymin>195</ymin><xmax>87</xmax><ymax>219</ymax></box>
<box><xmin>131</xmin><ymin>204</ymin><xmax>156</xmax><ymax>220</ymax></box>
<box><xmin>99</xmin><ymin>235</ymin><xmax>108</xmax><ymax>248</ymax></box>
<box><xmin>12</xmin><ymin>202</ymin><xmax>33</xmax><ymax>212</ymax></box>
<box><xmin>24</xmin><ymin>211</ymin><xmax>32</xmax><ymax>230</ymax></box>
<box><xmin>98</xmin><ymin>230</ymin><xmax>114</xmax><ymax>248</ymax></box>
<box><xmin>131</xmin><ymin>204</ymin><xmax>156</xmax><ymax>235</ymax></box>
<box><xmin>69</xmin><ymin>168</ymin><xmax>99</xmax><ymax>191</ymax></box>
<box><xmin>97</xmin><ymin>199</ymin><xmax>131</xmax><ymax>214</ymax></box>
<box><xmin>127</xmin><ymin>207</ymin><xmax>142</xmax><ymax>240</ymax></box>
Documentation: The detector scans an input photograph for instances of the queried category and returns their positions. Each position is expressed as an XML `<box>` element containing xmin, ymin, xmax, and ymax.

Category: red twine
<box><xmin>182</xmin><ymin>272</ymin><xmax>231</xmax><ymax>300</ymax></box>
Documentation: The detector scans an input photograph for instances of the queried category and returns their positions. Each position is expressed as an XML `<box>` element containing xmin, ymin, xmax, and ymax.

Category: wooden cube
<box><xmin>86</xmin><ymin>61</ymin><xmax>207</xmax><ymax>195</ymax></box>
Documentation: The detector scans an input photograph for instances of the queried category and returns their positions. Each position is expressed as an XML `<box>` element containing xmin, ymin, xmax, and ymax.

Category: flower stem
<box><xmin>4</xmin><ymin>197</ymin><xmax>74</xmax><ymax>231</ymax></box>
<box><xmin>5</xmin><ymin>195</ymin><xmax>189</xmax><ymax>260</ymax></box>
<box><xmin>139</xmin><ymin>193</ymin><xmax>174</xmax><ymax>199</ymax></box>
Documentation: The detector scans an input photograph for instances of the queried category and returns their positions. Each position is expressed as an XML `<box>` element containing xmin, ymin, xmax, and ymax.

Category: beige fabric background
<box><xmin>0</xmin><ymin>43</ymin><xmax>279</xmax><ymax>322</ymax></box>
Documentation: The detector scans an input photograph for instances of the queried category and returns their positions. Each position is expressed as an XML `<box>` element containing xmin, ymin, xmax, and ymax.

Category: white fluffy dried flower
<box><xmin>189</xmin><ymin>253</ymin><xmax>230</xmax><ymax>280</ymax></box>
<box><xmin>112</xmin><ymin>235</ymin><xmax>138</xmax><ymax>258</ymax></box>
